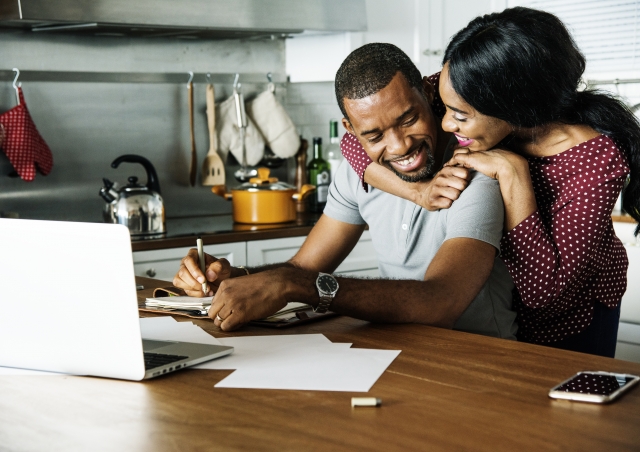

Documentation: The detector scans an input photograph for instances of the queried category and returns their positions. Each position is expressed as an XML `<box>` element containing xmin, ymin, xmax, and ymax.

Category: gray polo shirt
<box><xmin>324</xmin><ymin>160</ymin><xmax>517</xmax><ymax>340</ymax></box>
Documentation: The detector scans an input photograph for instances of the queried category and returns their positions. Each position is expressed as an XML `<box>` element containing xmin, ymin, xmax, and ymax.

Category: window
<box><xmin>509</xmin><ymin>0</ymin><xmax>640</xmax><ymax>77</ymax></box>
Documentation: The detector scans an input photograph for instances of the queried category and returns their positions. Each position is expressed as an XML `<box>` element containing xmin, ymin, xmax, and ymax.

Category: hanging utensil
<box><xmin>201</xmin><ymin>75</ymin><xmax>226</xmax><ymax>186</ymax></box>
<box><xmin>187</xmin><ymin>71</ymin><xmax>197</xmax><ymax>187</ymax></box>
<box><xmin>12</xmin><ymin>68</ymin><xmax>21</xmax><ymax>105</ymax></box>
<box><xmin>256</xmin><ymin>72</ymin><xmax>284</xmax><ymax>169</ymax></box>
<box><xmin>0</xmin><ymin>70</ymin><xmax>54</xmax><ymax>181</ymax></box>
<box><xmin>232</xmin><ymin>74</ymin><xmax>257</xmax><ymax>182</ymax></box>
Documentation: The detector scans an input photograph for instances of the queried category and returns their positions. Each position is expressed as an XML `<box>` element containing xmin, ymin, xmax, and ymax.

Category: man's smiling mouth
<box><xmin>395</xmin><ymin>150</ymin><xmax>418</xmax><ymax>167</ymax></box>
<box><xmin>382</xmin><ymin>141</ymin><xmax>436</xmax><ymax>183</ymax></box>
<box><xmin>385</xmin><ymin>144</ymin><xmax>425</xmax><ymax>172</ymax></box>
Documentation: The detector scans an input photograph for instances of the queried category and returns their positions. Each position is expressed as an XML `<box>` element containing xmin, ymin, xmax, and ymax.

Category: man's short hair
<box><xmin>335</xmin><ymin>43</ymin><xmax>424</xmax><ymax>121</ymax></box>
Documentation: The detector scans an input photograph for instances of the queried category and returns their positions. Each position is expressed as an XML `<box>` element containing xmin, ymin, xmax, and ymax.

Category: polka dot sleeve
<box><xmin>500</xmin><ymin>137</ymin><xmax>629</xmax><ymax>343</ymax></box>
<box><xmin>340</xmin><ymin>72</ymin><xmax>444</xmax><ymax>193</ymax></box>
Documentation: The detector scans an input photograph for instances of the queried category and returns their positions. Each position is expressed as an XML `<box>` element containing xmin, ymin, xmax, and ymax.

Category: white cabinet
<box><xmin>285</xmin><ymin>0</ymin><xmax>499</xmax><ymax>82</ymax></box>
<box><xmin>134</xmin><ymin>231</ymin><xmax>379</xmax><ymax>282</ymax></box>
<box><xmin>247</xmin><ymin>231</ymin><xmax>379</xmax><ymax>277</ymax></box>
<box><xmin>334</xmin><ymin>231</ymin><xmax>379</xmax><ymax>277</ymax></box>
<box><xmin>247</xmin><ymin>236</ymin><xmax>307</xmax><ymax>267</ymax></box>
<box><xmin>613</xmin><ymin>221</ymin><xmax>640</xmax><ymax>363</ymax></box>
<box><xmin>133</xmin><ymin>242</ymin><xmax>247</xmax><ymax>282</ymax></box>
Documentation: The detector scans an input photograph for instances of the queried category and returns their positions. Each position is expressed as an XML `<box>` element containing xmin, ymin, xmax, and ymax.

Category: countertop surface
<box><xmin>131</xmin><ymin>212</ymin><xmax>323</xmax><ymax>252</ymax></box>
<box><xmin>2</xmin><ymin>276</ymin><xmax>639</xmax><ymax>451</ymax></box>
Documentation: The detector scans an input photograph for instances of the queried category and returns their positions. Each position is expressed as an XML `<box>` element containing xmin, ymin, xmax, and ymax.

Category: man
<box><xmin>174</xmin><ymin>43</ymin><xmax>517</xmax><ymax>339</ymax></box>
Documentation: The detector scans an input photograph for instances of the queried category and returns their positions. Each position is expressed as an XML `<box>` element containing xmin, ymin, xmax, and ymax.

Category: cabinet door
<box><xmin>247</xmin><ymin>236</ymin><xmax>307</xmax><ymax>267</ymax></box>
<box><xmin>334</xmin><ymin>231</ymin><xmax>379</xmax><ymax>277</ymax></box>
<box><xmin>133</xmin><ymin>242</ymin><xmax>247</xmax><ymax>282</ymax></box>
<box><xmin>247</xmin><ymin>231</ymin><xmax>379</xmax><ymax>277</ymax></box>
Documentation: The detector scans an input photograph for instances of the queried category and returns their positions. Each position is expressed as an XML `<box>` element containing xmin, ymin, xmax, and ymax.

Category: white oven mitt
<box><xmin>216</xmin><ymin>95</ymin><xmax>265</xmax><ymax>166</ymax></box>
<box><xmin>246</xmin><ymin>89</ymin><xmax>300</xmax><ymax>159</ymax></box>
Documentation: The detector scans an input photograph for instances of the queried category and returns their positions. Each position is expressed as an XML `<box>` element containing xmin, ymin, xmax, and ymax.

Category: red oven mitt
<box><xmin>0</xmin><ymin>87</ymin><xmax>53</xmax><ymax>181</ymax></box>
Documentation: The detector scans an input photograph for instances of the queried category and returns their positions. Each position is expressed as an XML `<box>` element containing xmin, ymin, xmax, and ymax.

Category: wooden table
<box><xmin>1</xmin><ymin>277</ymin><xmax>639</xmax><ymax>451</ymax></box>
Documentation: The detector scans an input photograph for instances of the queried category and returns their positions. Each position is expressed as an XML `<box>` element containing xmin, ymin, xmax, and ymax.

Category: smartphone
<box><xmin>549</xmin><ymin>371</ymin><xmax>640</xmax><ymax>403</ymax></box>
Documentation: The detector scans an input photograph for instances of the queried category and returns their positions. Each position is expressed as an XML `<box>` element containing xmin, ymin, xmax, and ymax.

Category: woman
<box><xmin>339</xmin><ymin>7</ymin><xmax>640</xmax><ymax>357</ymax></box>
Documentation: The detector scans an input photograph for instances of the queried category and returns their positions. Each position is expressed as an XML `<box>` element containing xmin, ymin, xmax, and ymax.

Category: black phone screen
<box><xmin>555</xmin><ymin>373</ymin><xmax>636</xmax><ymax>396</ymax></box>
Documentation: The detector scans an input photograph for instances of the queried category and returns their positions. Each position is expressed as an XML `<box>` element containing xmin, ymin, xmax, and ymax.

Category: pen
<box><xmin>196</xmin><ymin>237</ymin><xmax>209</xmax><ymax>296</ymax></box>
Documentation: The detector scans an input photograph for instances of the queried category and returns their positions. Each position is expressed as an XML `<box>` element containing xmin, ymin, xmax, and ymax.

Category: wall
<box><xmin>282</xmin><ymin>82</ymin><xmax>343</xmax><ymax>155</ymax></box>
<box><xmin>0</xmin><ymin>1</ymin><xmax>505</xmax><ymax>223</ymax></box>
<box><xmin>0</xmin><ymin>30</ymin><xmax>286</xmax><ymax>222</ymax></box>
<box><xmin>282</xmin><ymin>0</ymin><xmax>501</xmax><ymax>162</ymax></box>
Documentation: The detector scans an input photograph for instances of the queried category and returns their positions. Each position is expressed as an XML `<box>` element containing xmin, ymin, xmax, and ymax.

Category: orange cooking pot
<box><xmin>212</xmin><ymin>168</ymin><xmax>315</xmax><ymax>224</ymax></box>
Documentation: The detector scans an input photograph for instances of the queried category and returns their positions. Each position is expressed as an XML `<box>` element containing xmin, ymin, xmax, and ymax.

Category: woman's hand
<box><xmin>446</xmin><ymin>147</ymin><xmax>537</xmax><ymax>231</ymax></box>
<box><xmin>445</xmin><ymin>147</ymin><xmax>527</xmax><ymax>180</ymax></box>
<box><xmin>412</xmin><ymin>165</ymin><xmax>471</xmax><ymax>210</ymax></box>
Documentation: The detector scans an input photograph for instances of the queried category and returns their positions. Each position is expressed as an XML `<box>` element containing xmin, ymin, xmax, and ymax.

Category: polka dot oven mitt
<box><xmin>0</xmin><ymin>87</ymin><xmax>53</xmax><ymax>181</ymax></box>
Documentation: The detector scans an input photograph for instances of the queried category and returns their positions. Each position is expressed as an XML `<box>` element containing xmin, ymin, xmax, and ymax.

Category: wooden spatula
<box><xmin>201</xmin><ymin>83</ymin><xmax>226</xmax><ymax>186</ymax></box>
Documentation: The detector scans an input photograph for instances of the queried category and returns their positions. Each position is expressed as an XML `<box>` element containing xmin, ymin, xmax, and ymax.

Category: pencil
<box><xmin>196</xmin><ymin>237</ymin><xmax>208</xmax><ymax>296</ymax></box>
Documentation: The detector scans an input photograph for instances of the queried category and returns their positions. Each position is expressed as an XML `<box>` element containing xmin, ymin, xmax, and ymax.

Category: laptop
<box><xmin>0</xmin><ymin>218</ymin><xmax>233</xmax><ymax>380</ymax></box>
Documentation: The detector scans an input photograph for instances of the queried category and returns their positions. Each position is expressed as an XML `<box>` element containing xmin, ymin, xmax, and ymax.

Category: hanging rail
<box><xmin>0</xmin><ymin>70</ymin><xmax>287</xmax><ymax>84</ymax></box>
<box><xmin>587</xmin><ymin>77</ymin><xmax>640</xmax><ymax>87</ymax></box>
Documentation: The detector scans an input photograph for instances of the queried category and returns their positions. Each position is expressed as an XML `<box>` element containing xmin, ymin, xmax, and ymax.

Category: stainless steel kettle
<box><xmin>99</xmin><ymin>155</ymin><xmax>165</xmax><ymax>237</ymax></box>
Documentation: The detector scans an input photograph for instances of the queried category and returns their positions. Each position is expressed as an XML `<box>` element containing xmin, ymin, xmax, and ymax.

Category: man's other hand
<box><xmin>209</xmin><ymin>269</ymin><xmax>290</xmax><ymax>331</ymax></box>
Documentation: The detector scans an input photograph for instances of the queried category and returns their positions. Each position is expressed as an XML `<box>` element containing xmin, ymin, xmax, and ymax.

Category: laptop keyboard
<box><xmin>144</xmin><ymin>352</ymin><xmax>189</xmax><ymax>370</ymax></box>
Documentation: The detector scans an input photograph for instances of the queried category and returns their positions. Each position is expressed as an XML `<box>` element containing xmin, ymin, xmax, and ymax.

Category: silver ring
<box><xmin>216</xmin><ymin>314</ymin><xmax>224</xmax><ymax>322</ymax></box>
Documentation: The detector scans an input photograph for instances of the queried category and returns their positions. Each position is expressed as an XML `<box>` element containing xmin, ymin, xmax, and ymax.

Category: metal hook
<box><xmin>614</xmin><ymin>78</ymin><xmax>620</xmax><ymax>95</ymax></box>
<box><xmin>266</xmin><ymin>72</ymin><xmax>275</xmax><ymax>94</ymax></box>
<box><xmin>233</xmin><ymin>73</ymin><xmax>240</xmax><ymax>92</ymax></box>
<box><xmin>12</xmin><ymin>68</ymin><xmax>21</xmax><ymax>105</ymax></box>
<box><xmin>206</xmin><ymin>72</ymin><xmax>212</xmax><ymax>85</ymax></box>
<box><xmin>187</xmin><ymin>71</ymin><xmax>194</xmax><ymax>85</ymax></box>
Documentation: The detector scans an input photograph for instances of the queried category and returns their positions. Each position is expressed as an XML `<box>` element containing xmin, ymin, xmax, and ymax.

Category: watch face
<box><xmin>317</xmin><ymin>274</ymin><xmax>339</xmax><ymax>294</ymax></box>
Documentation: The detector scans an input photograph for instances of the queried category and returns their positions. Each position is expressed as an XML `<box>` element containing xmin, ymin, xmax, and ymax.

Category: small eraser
<box><xmin>351</xmin><ymin>397</ymin><xmax>382</xmax><ymax>407</ymax></box>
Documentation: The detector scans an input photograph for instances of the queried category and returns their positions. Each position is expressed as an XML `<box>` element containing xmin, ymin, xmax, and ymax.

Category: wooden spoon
<box><xmin>188</xmin><ymin>79</ymin><xmax>197</xmax><ymax>187</ymax></box>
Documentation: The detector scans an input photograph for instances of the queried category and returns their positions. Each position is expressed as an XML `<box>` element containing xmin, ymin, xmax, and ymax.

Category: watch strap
<box><xmin>313</xmin><ymin>294</ymin><xmax>333</xmax><ymax>314</ymax></box>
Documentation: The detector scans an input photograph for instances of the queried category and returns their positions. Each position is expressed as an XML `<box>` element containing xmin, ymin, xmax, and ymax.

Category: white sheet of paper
<box><xmin>139</xmin><ymin>317</ymin><xmax>222</xmax><ymax>345</ymax></box>
<box><xmin>193</xmin><ymin>334</ymin><xmax>333</xmax><ymax>369</ymax></box>
<box><xmin>215</xmin><ymin>347</ymin><xmax>400</xmax><ymax>392</ymax></box>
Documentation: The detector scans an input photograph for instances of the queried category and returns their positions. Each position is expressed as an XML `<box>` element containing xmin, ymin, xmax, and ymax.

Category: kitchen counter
<box><xmin>2</xmin><ymin>275</ymin><xmax>639</xmax><ymax>451</ymax></box>
<box><xmin>612</xmin><ymin>214</ymin><xmax>637</xmax><ymax>224</ymax></box>
<box><xmin>131</xmin><ymin>212</ymin><xmax>323</xmax><ymax>252</ymax></box>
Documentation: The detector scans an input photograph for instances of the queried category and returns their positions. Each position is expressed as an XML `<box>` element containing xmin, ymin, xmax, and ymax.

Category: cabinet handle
<box><xmin>146</xmin><ymin>268</ymin><xmax>156</xmax><ymax>278</ymax></box>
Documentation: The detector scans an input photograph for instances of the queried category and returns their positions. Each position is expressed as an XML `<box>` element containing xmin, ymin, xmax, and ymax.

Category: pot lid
<box><xmin>235</xmin><ymin>168</ymin><xmax>295</xmax><ymax>191</ymax></box>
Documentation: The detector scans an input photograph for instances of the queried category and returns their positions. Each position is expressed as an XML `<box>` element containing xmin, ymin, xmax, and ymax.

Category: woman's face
<box><xmin>439</xmin><ymin>63</ymin><xmax>512</xmax><ymax>151</ymax></box>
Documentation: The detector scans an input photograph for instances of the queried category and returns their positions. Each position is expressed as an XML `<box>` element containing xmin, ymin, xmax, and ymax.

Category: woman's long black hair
<box><xmin>443</xmin><ymin>6</ymin><xmax>640</xmax><ymax>234</ymax></box>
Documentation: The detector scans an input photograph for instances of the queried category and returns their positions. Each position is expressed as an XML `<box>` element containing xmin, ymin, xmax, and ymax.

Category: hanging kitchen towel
<box><xmin>246</xmin><ymin>89</ymin><xmax>300</xmax><ymax>159</ymax></box>
<box><xmin>216</xmin><ymin>95</ymin><xmax>265</xmax><ymax>166</ymax></box>
<box><xmin>0</xmin><ymin>88</ymin><xmax>53</xmax><ymax>181</ymax></box>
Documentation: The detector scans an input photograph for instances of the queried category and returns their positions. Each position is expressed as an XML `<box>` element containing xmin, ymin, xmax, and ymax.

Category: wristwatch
<box><xmin>314</xmin><ymin>272</ymin><xmax>339</xmax><ymax>313</ymax></box>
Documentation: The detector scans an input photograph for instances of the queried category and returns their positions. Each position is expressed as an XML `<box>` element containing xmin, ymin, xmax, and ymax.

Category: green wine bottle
<box><xmin>308</xmin><ymin>137</ymin><xmax>331</xmax><ymax>213</ymax></box>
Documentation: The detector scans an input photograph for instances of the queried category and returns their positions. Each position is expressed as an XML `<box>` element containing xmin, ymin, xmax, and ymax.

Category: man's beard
<box><xmin>383</xmin><ymin>144</ymin><xmax>436</xmax><ymax>183</ymax></box>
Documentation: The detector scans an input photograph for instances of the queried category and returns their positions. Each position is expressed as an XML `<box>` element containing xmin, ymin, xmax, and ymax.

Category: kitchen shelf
<box><xmin>0</xmin><ymin>69</ymin><xmax>287</xmax><ymax>84</ymax></box>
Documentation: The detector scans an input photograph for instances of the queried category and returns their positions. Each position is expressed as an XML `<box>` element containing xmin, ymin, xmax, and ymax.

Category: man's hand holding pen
<box><xmin>174</xmin><ymin>248</ymin><xmax>233</xmax><ymax>298</ymax></box>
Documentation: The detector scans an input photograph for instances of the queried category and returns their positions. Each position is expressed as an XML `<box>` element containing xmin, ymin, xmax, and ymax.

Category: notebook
<box><xmin>0</xmin><ymin>218</ymin><xmax>233</xmax><ymax>380</ymax></box>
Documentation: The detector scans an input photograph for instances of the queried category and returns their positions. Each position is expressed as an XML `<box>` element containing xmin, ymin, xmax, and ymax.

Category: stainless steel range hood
<box><xmin>0</xmin><ymin>0</ymin><xmax>367</xmax><ymax>39</ymax></box>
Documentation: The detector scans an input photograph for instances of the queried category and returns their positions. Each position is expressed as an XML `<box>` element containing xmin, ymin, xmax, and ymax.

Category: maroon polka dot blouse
<box><xmin>340</xmin><ymin>72</ymin><xmax>630</xmax><ymax>344</ymax></box>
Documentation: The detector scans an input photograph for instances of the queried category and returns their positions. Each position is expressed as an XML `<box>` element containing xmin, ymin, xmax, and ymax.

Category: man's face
<box><xmin>342</xmin><ymin>73</ymin><xmax>438</xmax><ymax>182</ymax></box>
